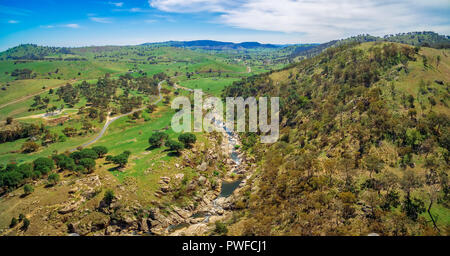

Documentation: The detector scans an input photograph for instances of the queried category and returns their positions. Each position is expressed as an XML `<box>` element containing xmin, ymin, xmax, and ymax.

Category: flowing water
<box><xmin>199</xmin><ymin>117</ymin><xmax>244</xmax><ymax>224</ymax></box>
<box><xmin>219</xmin><ymin>180</ymin><xmax>242</xmax><ymax>198</ymax></box>
<box><xmin>167</xmin><ymin>102</ymin><xmax>244</xmax><ymax>234</ymax></box>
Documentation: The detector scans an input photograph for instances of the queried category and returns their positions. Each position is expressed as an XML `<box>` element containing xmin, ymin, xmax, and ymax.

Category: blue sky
<box><xmin>0</xmin><ymin>0</ymin><xmax>449</xmax><ymax>51</ymax></box>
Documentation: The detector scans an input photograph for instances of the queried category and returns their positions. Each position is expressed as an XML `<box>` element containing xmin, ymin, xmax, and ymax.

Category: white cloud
<box><xmin>150</xmin><ymin>0</ymin><xmax>236</xmax><ymax>13</ymax></box>
<box><xmin>90</xmin><ymin>17</ymin><xmax>113</xmax><ymax>23</ymax></box>
<box><xmin>149</xmin><ymin>0</ymin><xmax>450</xmax><ymax>42</ymax></box>
<box><xmin>8</xmin><ymin>20</ymin><xmax>19</xmax><ymax>24</ymax></box>
<box><xmin>112</xmin><ymin>7</ymin><xmax>151</xmax><ymax>13</ymax></box>
<box><xmin>64</xmin><ymin>24</ymin><xmax>80</xmax><ymax>28</ymax></box>
<box><xmin>41</xmin><ymin>24</ymin><xmax>80</xmax><ymax>29</ymax></box>
<box><xmin>109</xmin><ymin>2</ymin><xmax>124</xmax><ymax>7</ymax></box>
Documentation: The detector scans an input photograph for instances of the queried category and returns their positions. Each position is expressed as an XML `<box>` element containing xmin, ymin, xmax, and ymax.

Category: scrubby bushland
<box><xmin>224</xmin><ymin>42</ymin><xmax>450</xmax><ymax>236</ymax></box>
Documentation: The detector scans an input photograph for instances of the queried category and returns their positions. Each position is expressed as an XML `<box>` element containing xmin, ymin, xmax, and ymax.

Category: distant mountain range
<box><xmin>141</xmin><ymin>40</ymin><xmax>293</xmax><ymax>50</ymax></box>
<box><xmin>1</xmin><ymin>31</ymin><xmax>448</xmax><ymax>61</ymax></box>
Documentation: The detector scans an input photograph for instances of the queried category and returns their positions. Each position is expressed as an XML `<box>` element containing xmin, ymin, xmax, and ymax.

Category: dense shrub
<box><xmin>178</xmin><ymin>133</ymin><xmax>197</xmax><ymax>148</ymax></box>
<box><xmin>148</xmin><ymin>132</ymin><xmax>169</xmax><ymax>148</ymax></box>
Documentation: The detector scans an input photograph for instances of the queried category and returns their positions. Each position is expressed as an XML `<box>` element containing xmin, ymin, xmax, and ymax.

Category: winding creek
<box><xmin>166</xmin><ymin>112</ymin><xmax>245</xmax><ymax>235</ymax></box>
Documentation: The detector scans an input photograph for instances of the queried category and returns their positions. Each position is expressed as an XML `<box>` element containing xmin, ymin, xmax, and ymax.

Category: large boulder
<box><xmin>59</xmin><ymin>198</ymin><xmax>85</xmax><ymax>214</ymax></box>
<box><xmin>160</xmin><ymin>176</ymin><xmax>171</xmax><ymax>184</ymax></box>
<box><xmin>160</xmin><ymin>185</ymin><xmax>170</xmax><ymax>193</ymax></box>
<box><xmin>196</xmin><ymin>162</ymin><xmax>208</xmax><ymax>172</ymax></box>
<box><xmin>67</xmin><ymin>212</ymin><xmax>109</xmax><ymax>235</ymax></box>
<box><xmin>198</xmin><ymin>176</ymin><xmax>207</xmax><ymax>186</ymax></box>
<box><xmin>139</xmin><ymin>218</ymin><xmax>149</xmax><ymax>233</ymax></box>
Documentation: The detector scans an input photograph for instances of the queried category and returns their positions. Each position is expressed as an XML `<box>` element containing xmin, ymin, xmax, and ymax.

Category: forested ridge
<box><xmin>290</xmin><ymin>31</ymin><xmax>450</xmax><ymax>60</ymax></box>
<box><xmin>224</xmin><ymin>42</ymin><xmax>450</xmax><ymax>235</ymax></box>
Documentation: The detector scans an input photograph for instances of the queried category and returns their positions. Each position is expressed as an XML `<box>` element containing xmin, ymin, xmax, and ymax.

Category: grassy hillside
<box><xmin>0</xmin><ymin>44</ymin><xmax>75</xmax><ymax>60</ymax></box>
<box><xmin>224</xmin><ymin>42</ymin><xmax>450</xmax><ymax>235</ymax></box>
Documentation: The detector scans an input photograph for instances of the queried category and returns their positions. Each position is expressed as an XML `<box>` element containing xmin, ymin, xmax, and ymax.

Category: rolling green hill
<box><xmin>0</xmin><ymin>44</ymin><xmax>76</xmax><ymax>60</ymax></box>
<box><xmin>0</xmin><ymin>43</ymin><xmax>258</xmax><ymax>121</ymax></box>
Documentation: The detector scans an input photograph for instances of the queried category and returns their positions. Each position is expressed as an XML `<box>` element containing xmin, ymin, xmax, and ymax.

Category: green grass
<box><xmin>0</xmin><ymin>79</ymin><xmax>68</xmax><ymax>107</ymax></box>
<box><xmin>91</xmin><ymin>101</ymin><xmax>209</xmax><ymax>202</ymax></box>
<box><xmin>177</xmin><ymin>77</ymin><xmax>240</xmax><ymax>96</ymax></box>
<box><xmin>0</xmin><ymin>133</ymin><xmax>98</xmax><ymax>165</ymax></box>
<box><xmin>421</xmin><ymin>203</ymin><xmax>450</xmax><ymax>230</ymax></box>
<box><xmin>0</xmin><ymin>85</ymin><xmax>88</xmax><ymax>120</ymax></box>
<box><xmin>0</xmin><ymin>97</ymin><xmax>36</xmax><ymax>120</ymax></box>
<box><xmin>0</xmin><ymin>116</ymin><xmax>104</xmax><ymax>165</ymax></box>
<box><xmin>0</xmin><ymin>60</ymin><xmax>128</xmax><ymax>82</ymax></box>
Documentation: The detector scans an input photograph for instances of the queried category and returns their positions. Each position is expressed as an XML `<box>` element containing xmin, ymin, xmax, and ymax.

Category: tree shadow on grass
<box><xmin>146</xmin><ymin>145</ymin><xmax>159</xmax><ymax>151</ymax></box>
<box><xmin>20</xmin><ymin>224</ymin><xmax>29</xmax><ymax>232</ymax></box>
<box><xmin>19</xmin><ymin>193</ymin><xmax>30</xmax><ymax>199</ymax></box>
<box><xmin>167</xmin><ymin>151</ymin><xmax>181</xmax><ymax>157</ymax></box>
<box><xmin>107</xmin><ymin>166</ymin><xmax>121</xmax><ymax>172</ymax></box>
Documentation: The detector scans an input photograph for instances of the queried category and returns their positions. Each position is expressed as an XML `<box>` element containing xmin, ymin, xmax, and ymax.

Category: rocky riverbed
<box><xmin>160</xmin><ymin>118</ymin><xmax>254</xmax><ymax>236</ymax></box>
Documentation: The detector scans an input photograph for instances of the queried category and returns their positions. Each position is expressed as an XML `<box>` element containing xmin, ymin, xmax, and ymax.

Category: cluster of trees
<box><xmin>148</xmin><ymin>132</ymin><xmax>169</xmax><ymax>148</ymax></box>
<box><xmin>0</xmin><ymin>122</ymin><xmax>46</xmax><ymax>143</ymax></box>
<box><xmin>225</xmin><ymin>42</ymin><xmax>449</xmax><ymax>235</ymax></box>
<box><xmin>148</xmin><ymin>132</ymin><xmax>197</xmax><ymax>155</ymax></box>
<box><xmin>10</xmin><ymin>69</ymin><xmax>34</xmax><ymax>79</ymax></box>
<box><xmin>118</xmin><ymin>75</ymin><xmax>160</xmax><ymax>95</ymax></box>
<box><xmin>53</xmin><ymin>146</ymin><xmax>107</xmax><ymax>173</ymax></box>
<box><xmin>0</xmin><ymin>146</ymin><xmax>109</xmax><ymax>195</ymax></box>
<box><xmin>9</xmin><ymin>213</ymin><xmax>30</xmax><ymax>231</ymax></box>
<box><xmin>80</xmin><ymin>77</ymin><xmax>118</xmax><ymax>109</ymax></box>
<box><xmin>52</xmin><ymin>72</ymin><xmax>165</xmax><ymax>115</ymax></box>
<box><xmin>0</xmin><ymin>157</ymin><xmax>54</xmax><ymax>194</ymax></box>
<box><xmin>29</xmin><ymin>94</ymin><xmax>52</xmax><ymax>111</ymax></box>
<box><xmin>106</xmin><ymin>150</ymin><xmax>131</xmax><ymax>168</ymax></box>
<box><xmin>117</xmin><ymin>96</ymin><xmax>143</xmax><ymax>114</ymax></box>
<box><xmin>0</xmin><ymin>121</ymin><xmax>64</xmax><ymax>152</ymax></box>
<box><xmin>56</xmin><ymin>83</ymin><xmax>79</xmax><ymax>107</ymax></box>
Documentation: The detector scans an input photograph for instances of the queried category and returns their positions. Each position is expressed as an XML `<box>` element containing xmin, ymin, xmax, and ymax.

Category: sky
<box><xmin>0</xmin><ymin>0</ymin><xmax>449</xmax><ymax>51</ymax></box>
